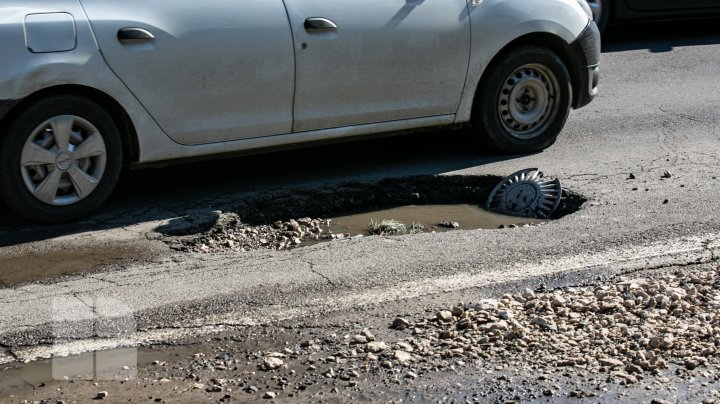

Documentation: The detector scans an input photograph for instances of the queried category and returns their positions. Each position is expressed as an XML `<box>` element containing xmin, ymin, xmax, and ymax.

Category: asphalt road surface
<box><xmin>1</xmin><ymin>19</ymin><xmax>720</xmax><ymax>395</ymax></box>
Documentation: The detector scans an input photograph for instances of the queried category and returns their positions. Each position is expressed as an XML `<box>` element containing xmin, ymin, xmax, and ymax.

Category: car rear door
<box><xmin>79</xmin><ymin>0</ymin><xmax>295</xmax><ymax>145</ymax></box>
<box><xmin>282</xmin><ymin>0</ymin><xmax>471</xmax><ymax>132</ymax></box>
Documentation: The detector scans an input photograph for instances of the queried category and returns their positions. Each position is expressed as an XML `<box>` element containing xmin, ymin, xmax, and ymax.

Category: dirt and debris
<box><xmin>166</xmin><ymin>214</ymin><xmax>336</xmax><ymax>253</ymax></box>
<box><xmin>158</xmin><ymin>175</ymin><xmax>586</xmax><ymax>253</ymax></box>
<box><xmin>221</xmin><ymin>263</ymin><xmax>720</xmax><ymax>396</ymax></box>
<box><xmin>5</xmin><ymin>265</ymin><xmax>719</xmax><ymax>403</ymax></box>
<box><xmin>438</xmin><ymin>221</ymin><xmax>460</xmax><ymax>229</ymax></box>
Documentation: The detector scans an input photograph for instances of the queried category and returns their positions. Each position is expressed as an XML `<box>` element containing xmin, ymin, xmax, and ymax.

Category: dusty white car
<box><xmin>0</xmin><ymin>0</ymin><xmax>599</xmax><ymax>222</ymax></box>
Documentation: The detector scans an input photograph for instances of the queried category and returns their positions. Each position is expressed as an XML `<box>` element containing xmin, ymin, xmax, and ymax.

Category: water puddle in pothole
<box><xmin>326</xmin><ymin>204</ymin><xmax>543</xmax><ymax>236</ymax></box>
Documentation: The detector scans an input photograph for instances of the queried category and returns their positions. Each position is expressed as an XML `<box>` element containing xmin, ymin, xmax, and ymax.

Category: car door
<box><xmin>282</xmin><ymin>0</ymin><xmax>471</xmax><ymax>132</ymax></box>
<box><xmin>623</xmin><ymin>0</ymin><xmax>718</xmax><ymax>11</ymax></box>
<box><xmin>79</xmin><ymin>0</ymin><xmax>295</xmax><ymax>145</ymax></box>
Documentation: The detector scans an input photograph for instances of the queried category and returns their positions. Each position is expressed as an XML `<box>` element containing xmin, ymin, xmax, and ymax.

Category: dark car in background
<box><xmin>588</xmin><ymin>0</ymin><xmax>720</xmax><ymax>33</ymax></box>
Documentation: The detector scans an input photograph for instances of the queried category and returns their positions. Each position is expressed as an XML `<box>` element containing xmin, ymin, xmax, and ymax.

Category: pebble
<box><xmin>96</xmin><ymin>391</ymin><xmax>108</xmax><ymax>400</ymax></box>
<box><xmin>392</xmin><ymin>318</ymin><xmax>411</xmax><ymax>330</ymax></box>
<box><xmin>263</xmin><ymin>357</ymin><xmax>284</xmax><ymax>370</ymax></box>
<box><xmin>366</xmin><ymin>341</ymin><xmax>388</xmax><ymax>353</ymax></box>
<box><xmin>436</xmin><ymin>310</ymin><xmax>453</xmax><ymax>322</ymax></box>
<box><xmin>498</xmin><ymin>310</ymin><xmax>513</xmax><ymax>320</ymax></box>
<box><xmin>599</xmin><ymin>358</ymin><xmax>624</xmax><ymax>368</ymax></box>
<box><xmin>353</xmin><ymin>335</ymin><xmax>368</xmax><ymax>344</ymax></box>
<box><xmin>361</xmin><ymin>328</ymin><xmax>376</xmax><ymax>341</ymax></box>
<box><xmin>263</xmin><ymin>392</ymin><xmax>276</xmax><ymax>399</ymax></box>
<box><xmin>394</xmin><ymin>350</ymin><xmax>413</xmax><ymax>364</ymax></box>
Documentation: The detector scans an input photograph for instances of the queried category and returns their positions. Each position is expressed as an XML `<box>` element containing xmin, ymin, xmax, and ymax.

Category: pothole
<box><xmin>157</xmin><ymin>175</ymin><xmax>585</xmax><ymax>253</ymax></box>
<box><xmin>326</xmin><ymin>204</ymin><xmax>542</xmax><ymax>237</ymax></box>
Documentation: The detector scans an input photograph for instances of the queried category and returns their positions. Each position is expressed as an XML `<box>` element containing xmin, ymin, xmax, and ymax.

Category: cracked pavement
<box><xmin>1</xmin><ymin>22</ymin><xmax>720</xmax><ymax>376</ymax></box>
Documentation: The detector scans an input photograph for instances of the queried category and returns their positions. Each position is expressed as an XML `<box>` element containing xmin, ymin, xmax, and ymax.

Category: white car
<box><xmin>0</xmin><ymin>0</ymin><xmax>599</xmax><ymax>222</ymax></box>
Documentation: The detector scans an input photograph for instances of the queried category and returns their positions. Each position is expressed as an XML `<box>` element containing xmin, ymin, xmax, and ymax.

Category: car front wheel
<box><xmin>0</xmin><ymin>95</ymin><xmax>122</xmax><ymax>223</ymax></box>
<box><xmin>473</xmin><ymin>45</ymin><xmax>572</xmax><ymax>154</ymax></box>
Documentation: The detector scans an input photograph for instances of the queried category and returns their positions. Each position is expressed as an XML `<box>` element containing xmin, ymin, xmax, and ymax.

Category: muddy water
<box><xmin>0</xmin><ymin>245</ymin><xmax>152</xmax><ymax>287</ymax></box>
<box><xmin>0</xmin><ymin>342</ymin><xmax>218</xmax><ymax>400</ymax></box>
<box><xmin>0</xmin><ymin>346</ymin><xmax>175</xmax><ymax>394</ymax></box>
<box><xmin>326</xmin><ymin>204</ymin><xmax>542</xmax><ymax>236</ymax></box>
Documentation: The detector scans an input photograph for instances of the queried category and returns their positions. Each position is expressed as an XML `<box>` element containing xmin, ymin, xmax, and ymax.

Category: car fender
<box><xmin>455</xmin><ymin>0</ymin><xmax>590</xmax><ymax>123</ymax></box>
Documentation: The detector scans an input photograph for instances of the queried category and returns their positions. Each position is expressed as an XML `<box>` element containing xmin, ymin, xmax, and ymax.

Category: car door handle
<box><xmin>117</xmin><ymin>27</ymin><xmax>155</xmax><ymax>43</ymax></box>
<box><xmin>304</xmin><ymin>18</ymin><xmax>338</xmax><ymax>33</ymax></box>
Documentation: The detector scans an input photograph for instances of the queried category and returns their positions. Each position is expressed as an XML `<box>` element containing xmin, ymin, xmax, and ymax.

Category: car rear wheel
<box><xmin>0</xmin><ymin>95</ymin><xmax>122</xmax><ymax>223</ymax></box>
<box><xmin>473</xmin><ymin>45</ymin><xmax>572</xmax><ymax>154</ymax></box>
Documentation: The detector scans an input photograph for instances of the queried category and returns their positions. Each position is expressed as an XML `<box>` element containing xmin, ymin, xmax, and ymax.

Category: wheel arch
<box><xmin>0</xmin><ymin>85</ymin><xmax>140</xmax><ymax>165</ymax></box>
<box><xmin>472</xmin><ymin>32</ymin><xmax>585</xmax><ymax>117</ymax></box>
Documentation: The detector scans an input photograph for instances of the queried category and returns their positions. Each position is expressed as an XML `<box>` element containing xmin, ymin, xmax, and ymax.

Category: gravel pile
<box><xmin>385</xmin><ymin>269</ymin><xmax>719</xmax><ymax>384</ymax></box>
<box><xmin>168</xmin><ymin>213</ymin><xmax>343</xmax><ymax>253</ymax></box>
<box><xmin>236</xmin><ymin>266</ymin><xmax>720</xmax><ymax>388</ymax></box>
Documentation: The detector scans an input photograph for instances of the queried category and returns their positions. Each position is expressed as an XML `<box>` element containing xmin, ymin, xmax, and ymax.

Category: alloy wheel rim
<box><xmin>497</xmin><ymin>63</ymin><xmax>560</xmax><ymax>140</ymax></box>
<box><xmin>20</xmin><ymin>115</ymin><xmax>107</xmax><ymax>206</ymax></box>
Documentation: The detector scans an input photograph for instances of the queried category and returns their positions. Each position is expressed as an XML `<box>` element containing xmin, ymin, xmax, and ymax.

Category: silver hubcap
<box><xmin>20</xmin><ymin>115</ymin><xmax>107</xmax><ymax>206</ymax></box>
<box><xmin>498</xmin><ymin>63</ymin><xmax>560</xmax><ymax>140</ymax></box>
<box><xmin>587</xmin><ymin>0</ymin><xmax>603</xmax><ymax>23</ymax></box>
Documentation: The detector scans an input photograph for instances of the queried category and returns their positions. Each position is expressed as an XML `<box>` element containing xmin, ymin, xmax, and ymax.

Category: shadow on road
<box><xmin>0</xmin><ymin>130</ymin><xmax>528</xmax><ymax>247</ymax></box>
<box><xmin>602</xmin><ymin>18</ymin><xmax>720</xmax><ymax>53</ymax></box>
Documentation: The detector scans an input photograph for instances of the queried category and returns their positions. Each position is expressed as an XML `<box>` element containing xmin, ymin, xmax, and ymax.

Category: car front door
<box><xmin>79</xmin><ymin>0</ymin><xmax>295</xmax><ymax>145</ymax></box>
<box><xmin>282</xmin><ymin>0</ymin><xmax>471</xmax><ymax>132</ymax></box>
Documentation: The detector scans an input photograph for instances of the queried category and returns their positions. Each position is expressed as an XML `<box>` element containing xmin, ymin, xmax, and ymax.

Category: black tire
<box><xmin>0</xmin><ymin>95</ymin><xmax>122</xmax><ymax>223</ymax></box>
<box><xmin>472</xmin><ymin>45</ymin><xmax>572</xmax><ymax>154</ymax></box>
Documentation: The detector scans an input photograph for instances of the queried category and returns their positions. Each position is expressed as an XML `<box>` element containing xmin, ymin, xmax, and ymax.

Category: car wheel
<box><xmin>0</xmin><ymin>95</ymin><xmax>122</xmax><ymax>223</ymax></box>
<box><xmin>587</xmin><ymin>0</ymin><xmax>610</xmax><ymax>34</ymax></box>
<box><xmin>473</xmin><ymin>45</ymin><xmax>572</xmax><ymax>154</ymax></box>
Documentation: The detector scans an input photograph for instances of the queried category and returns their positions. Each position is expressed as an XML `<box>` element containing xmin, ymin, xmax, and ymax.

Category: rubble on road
<box><xmin>165</xmin><ymin>265</ymin><xmax>720</xmax><ymax>403</ymax></box>
<box><xmin>235</xmin><ymin>265</ymin><xmax>719</xmax><ymax>389</ymax></box>
<box><xmin>393</xmin><ymin>270</ymin><xmax>719</xmax><ymax>379</ymax></box>
<box><xmin>167</xmin><ymin>213</ymin><xmax>339</xmax><ymax>253</ymax></box>
<box><xmin>10</xmin><ymin>266</ymin><xmax>720</xmax><ymax>402</ymax></box>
